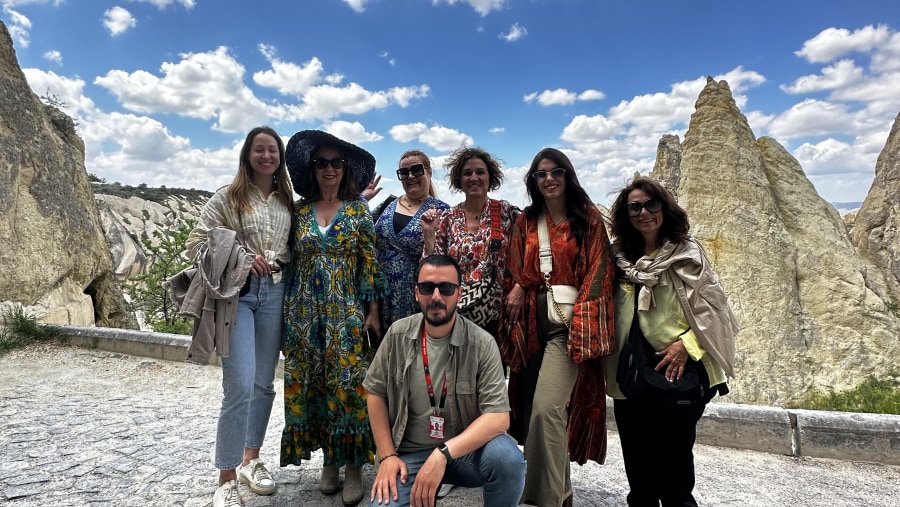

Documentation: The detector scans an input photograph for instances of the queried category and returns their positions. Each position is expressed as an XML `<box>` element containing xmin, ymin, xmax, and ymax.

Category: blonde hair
<box><xmin>400</xmin><ymin>149</ymin><xmax>437</xmax><ymax>197</ymax></box>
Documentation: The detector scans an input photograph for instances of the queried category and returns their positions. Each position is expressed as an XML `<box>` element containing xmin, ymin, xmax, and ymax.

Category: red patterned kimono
<box><xmin>498</xmin><ymin>205</ymin><xmax>616</xmax><ymax>464</ymax></box>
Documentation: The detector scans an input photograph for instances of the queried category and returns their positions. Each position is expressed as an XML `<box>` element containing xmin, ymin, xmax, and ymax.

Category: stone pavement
<box><xmin>2</xmin><ymin>344</ymin><xmax>899</xmax><ymax>506</ymax></box>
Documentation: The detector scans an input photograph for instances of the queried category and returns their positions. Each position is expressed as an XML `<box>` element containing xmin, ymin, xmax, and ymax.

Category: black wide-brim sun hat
<box><xmin>285</xmin><ymin>130</ymin><xmax>376</xmax><ymax>197</ymax></box>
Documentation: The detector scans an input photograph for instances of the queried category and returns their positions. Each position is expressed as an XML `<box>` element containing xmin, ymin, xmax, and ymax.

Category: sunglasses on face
<box><xmin>313</xmin><ymin>157</ymin><xmax>345</xmax><ymax>170</ymax></box>
<box><xmin>532</xmin><ymin>167</ymin><xmax>566</xmax><ymax>180</ymax></box>
<box><xmin>626</xmin><ymin>197</ymin><xmax>663</xmax><ymax>217</ymax></box>
<box><xmin>416</xmin><ymin>281</ymin><xmax>459</xmax><ymax>296</ymax></box>
<box><xmin>397</xmin><ymin>163</ymin><xmax>426</xmax><ymax>180</ymax></box>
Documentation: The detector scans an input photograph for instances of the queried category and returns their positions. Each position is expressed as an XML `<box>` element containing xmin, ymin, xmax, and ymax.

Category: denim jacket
<box><xmin>363</xmin><ymin>313</ymin><xmax>510</xmax><ymax>452</ymax></box>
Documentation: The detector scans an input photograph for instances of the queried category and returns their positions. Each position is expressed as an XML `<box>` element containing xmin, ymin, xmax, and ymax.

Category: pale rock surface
<box><xmin>95</xmin><ymin>193</ymin><xmax>204</xmax><ymax>279</ymax></box>
<box><xmin>851</xmin><ymin>111</ymin><xmax>900</xmax><ymax>295</ymax></box>
<box><xmin>651</xmin><ymin>77</ymin><xmax>899</xmax><ymax>405</ymax></box>
<box><xmin>0</xmin><ymin>21</ymin><xmax>133</xmax><ymax>328</ymax></box>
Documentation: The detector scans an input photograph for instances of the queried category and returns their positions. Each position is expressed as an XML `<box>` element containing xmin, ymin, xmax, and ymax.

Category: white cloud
<box><xmin>94</xmin><ymin>46</ymin><xmax>270</xmax><ymax>132</ymax></box>
<box><xmin>781</xmin><ymin>59</ymin><xmax>864</xmax><ymax>94</ymax></box>
<box><xmin>254</xmin><ymin>45</ymin><xmax>429</xmax><ymax>122</ymax></box>
<box><xmin>322</xmin><ymin>120</ymin><xmax>383</xmax><ymax>144</ymax></box>
<box><xmin>524</xmin><ymin>88</ymin><xmax>604</xmax><ymax>106</ymax></box>
<box><xmin>103</xmin><ymin>6</ymin><xmax>136</xmax><ymax>36</ymax></box>
<box><xmin>43</xmin><ymin>49</ymin><xmax>62</xmax><ymax>64</ymax></box>
<box><xmin>792</xmin><ymin>138</ymin><xmax>873</xmax><ymax>176</ymax></box>
<box><xmin>500</xmin><ymin>23</ymin><xmax>527</xmax><ymax>42</ymax></box>
<box><xmin>129</xmin><ymin>0</ymin><xmax>196</xmax><ymax>9</ymax></box>
<box><xmin>4</xmin><ymin>6</ymin><xmax>32</xmax><ymax>47</ymax></box>
<box><xmin>22</xmin><ymin>68</ymin><xmax>98</xmax><ymax>119</ymax></box>
<box><xmin>341</xmin><ymin>0</ymin><xmax>368</xmax><ymax>13</ymax></box>
<box><xmin>489</xmin><ymin>127</ymin><xmax>504</xmax><ymax>133</ymax></box>
<box><xmin>390</xmin><ymin>123</ymin><xmax>473</xmax><ymax>152</ymax></box>
<box><xmin>767</xmin><ymin>99</ymin><xmax>856</xmax><ymax>140</ymax></box>
<box><xmin>434</xmin><ymin>0</ymin><xmax>506</xmax><ymax>17</ymax></box>
<box><xmin>795</xmin><ymin>25</ymin><xmax>891</xmax><ymax>63</ymax></box>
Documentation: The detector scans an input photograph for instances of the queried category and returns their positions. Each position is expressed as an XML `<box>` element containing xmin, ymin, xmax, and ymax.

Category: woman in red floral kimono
<box><xmin>498</xmin><ymin>148</ymin><xmax>616</xmax><ymax>507</ymax></box>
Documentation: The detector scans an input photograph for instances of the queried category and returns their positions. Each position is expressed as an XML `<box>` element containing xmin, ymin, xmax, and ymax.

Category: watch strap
<box><xmin>438</xmin><ymin>444</ymin><xmax>452</xmax><ymax>461</ymax></box>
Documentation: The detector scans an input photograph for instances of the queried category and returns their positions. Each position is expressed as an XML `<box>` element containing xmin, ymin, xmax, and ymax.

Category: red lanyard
<box><xmin>421</xmin><ymin>326</ymin><xmax>448</xmax><ymax>416</ymax></box>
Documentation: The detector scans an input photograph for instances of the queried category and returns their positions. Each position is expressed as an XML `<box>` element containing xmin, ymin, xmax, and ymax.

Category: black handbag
<box><xmin>616</xmin><ymin>284</ymin><xmax>708</xmax><ymax>411</ymax></box>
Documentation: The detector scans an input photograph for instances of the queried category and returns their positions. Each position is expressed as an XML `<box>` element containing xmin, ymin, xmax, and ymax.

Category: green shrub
<box><xmin>154</xmin><ymin>319</ymin><xmax>193</xmax><ymax>335</ymax></box>
<box><xmin>789</xmin><ymin>373</ymin><xmax>900</xmax><ymax>415</ymax></box>
<box><xmin>0</xmin><ymin>305</ymin><xmax>59</xmax><ymax>355</ymax></box>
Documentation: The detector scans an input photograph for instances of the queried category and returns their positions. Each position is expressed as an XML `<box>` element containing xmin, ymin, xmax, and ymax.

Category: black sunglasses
<box><xmin>313</xmin><ymin>157</ymin><xmax>345</xmax><ymax>170</ymax></box>
<box><xmin>416</xmin><ymin>281</ymin><xmax>459</xmax><ymax>296</ymax></box>
<box><xmin>626</xmin><ymin>197</ymin><xmax>663</xmax><ymax>217</ymax></box>
<box><xmin>532</xmin><ymin>167</ymin><xmax>566</xmax><ymax>180</ymax></box>
<box><xmin>397</xmin><ymin>163</ymin><xmax>426</xmax><ymax>180</ymax></box>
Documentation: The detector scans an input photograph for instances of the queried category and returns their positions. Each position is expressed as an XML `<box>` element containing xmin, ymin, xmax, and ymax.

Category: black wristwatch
<box><xmin>438</xmin><ymin>444</ymin><xmax>452</xmax><ymax>461</ymax></box>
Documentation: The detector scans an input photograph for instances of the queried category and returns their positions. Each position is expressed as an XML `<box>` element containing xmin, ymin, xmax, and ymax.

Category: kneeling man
<box><xmin>364</xmin><ymin>255</ymin><xmax>526</xmax><ymax>507</ymax></box>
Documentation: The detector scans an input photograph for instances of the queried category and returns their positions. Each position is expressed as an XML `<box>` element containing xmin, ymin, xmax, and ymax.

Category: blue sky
<box><xmin>3</xmin><ymin>0</ymin><xmax>899</xmax><ymax>210</ymax></box>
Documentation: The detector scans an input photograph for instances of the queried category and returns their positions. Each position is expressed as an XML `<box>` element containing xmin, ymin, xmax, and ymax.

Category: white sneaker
<box><xmin>237</xmin><ymin>458</ymin><xmax>276</xmax><ymax>495</ymax></box>
<box><xmin>437</xmin><ymin>483</ymin><xmax>455</xmax><ymax>498</ymax></box>
<box><xmin>213</xmin><ymin>480</ymin><xmax>243</xmax><ymax>507</ymax></box>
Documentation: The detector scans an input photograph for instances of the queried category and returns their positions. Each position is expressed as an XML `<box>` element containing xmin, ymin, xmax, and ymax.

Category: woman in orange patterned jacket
<box><xmin>498</xmin><ymin>148</ymin><xmax>616</xmax><ymax>507</ymax></box>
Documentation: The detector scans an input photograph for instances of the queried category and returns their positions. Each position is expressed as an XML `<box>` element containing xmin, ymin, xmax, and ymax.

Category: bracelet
<box><xmin>379</xmin><ymin>452</ymin><xmax>399</xmax><ymax>461</ymax></box>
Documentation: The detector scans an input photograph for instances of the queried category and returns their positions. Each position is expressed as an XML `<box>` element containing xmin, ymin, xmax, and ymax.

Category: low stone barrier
<box><xmin>54</xmin><ymin>325</ymin><xmax>900</xmax><ymax>466</ymax></box>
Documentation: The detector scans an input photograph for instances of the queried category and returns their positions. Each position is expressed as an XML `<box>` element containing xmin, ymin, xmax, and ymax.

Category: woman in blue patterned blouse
<box><xmin>374</xmin><ymin>150</ymin><xmax>450</xmax><ymax>333</ymax></box>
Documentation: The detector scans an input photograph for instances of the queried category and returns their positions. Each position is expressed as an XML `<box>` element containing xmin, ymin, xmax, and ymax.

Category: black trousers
<box><xmin>613</xmin><ymin>396</ymin><xmax>710</xmax><ymax>507</ymax></box>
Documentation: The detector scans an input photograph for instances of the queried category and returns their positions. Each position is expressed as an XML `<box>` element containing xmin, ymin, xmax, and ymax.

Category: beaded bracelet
<box><xmin>379</xmin><ymin>452</ymin><xmax>399</xmax><ymax>461</ymax></box>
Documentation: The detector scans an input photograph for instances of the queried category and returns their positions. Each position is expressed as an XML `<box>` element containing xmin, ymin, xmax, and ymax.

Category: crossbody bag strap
<box><xmin>538</xmin><ymin>210</ymin><xmax>570</xmax><ymax>327</ymax></box>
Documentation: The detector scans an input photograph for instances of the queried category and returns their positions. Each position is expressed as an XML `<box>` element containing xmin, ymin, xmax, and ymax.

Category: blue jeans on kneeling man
<box><xmin>369</xmin><ymin>433</ymin><xmax>526</xmax><ymax>507</ymax></box>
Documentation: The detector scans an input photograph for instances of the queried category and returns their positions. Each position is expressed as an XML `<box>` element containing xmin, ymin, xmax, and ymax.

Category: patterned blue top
<box><xmin>374</xmin><ymin>196</ymin><xmax>450</xmax><ymax>331</ymax></box>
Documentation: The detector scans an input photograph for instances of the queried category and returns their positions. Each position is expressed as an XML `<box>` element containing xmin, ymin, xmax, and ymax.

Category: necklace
<box><xmin>553</xmin><ymin>214</ymin><xmax>567</xmax><ymax>226</ymax></box>
<box><xmin>399</xmin><ymin>195</ymin><xmax>426</xmax><ymax>212</ymax></box>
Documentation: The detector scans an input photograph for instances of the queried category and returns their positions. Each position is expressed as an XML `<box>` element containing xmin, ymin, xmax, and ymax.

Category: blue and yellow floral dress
<box><xmin>281</xmin><ymin>199</ymin><xmax>388</xmax><ymax>468</ymax></box>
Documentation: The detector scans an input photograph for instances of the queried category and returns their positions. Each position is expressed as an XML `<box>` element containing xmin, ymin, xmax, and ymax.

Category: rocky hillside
<box><xmin>651</xmin><ymin>78</ymin><xmax>899</xmax><ymax>405</ymax></box>
<box><xmin>0</xmin><ymin>21</ymin><xmax>133</xmax><ymax>328</ymax></box>
<box><xmin>93</xmin><ymin>183</ymin><xmax>209</xmax><ymax>279</ymax></box>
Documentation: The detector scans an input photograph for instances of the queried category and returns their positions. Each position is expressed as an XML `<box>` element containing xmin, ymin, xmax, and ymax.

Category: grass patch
<box><xmin>788</xmin><ymin>372</ymin><xmax>900</xmax><ymax>415</ymax></box>
<box><xmin>0</xmin><ymin>305</ymin><xmax>59</xmax><ymax>356</ymax></box>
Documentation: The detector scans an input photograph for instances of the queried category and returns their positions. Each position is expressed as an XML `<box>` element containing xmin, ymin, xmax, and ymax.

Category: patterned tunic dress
<box><xmin>281</xmin><ymin>199</ymin><xmax>388</xmax><ymax>468</ymax></box>
<box><xmin>374</xmin><ymin>196</ymin><xmax>449</xmax><ymax>331</ymax></box>
<box><xmin>432</xmin><ymin>198</ymin><xmax>520</xmax><ymax>326</ymax></box>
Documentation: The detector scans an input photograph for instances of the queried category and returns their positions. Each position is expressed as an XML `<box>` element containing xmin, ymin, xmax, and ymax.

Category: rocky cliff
<box><xmin>651</xmin><ymin>78</ymin><xmax>899</xmax><ymax>405</ymax></box>
<box><xmin>851</xmin><ymin>111</ymin><xmax>900</xmax><ymax>294</ymax></box>
<box><xmin>0</xmin><ymin>21</ymin><xmax>134</xmax><ymax>328</ymax></box>
<box><xmin>95</xmin><ymin>191</ymin><xmax>206</xmax><ymax>279</ymax></box>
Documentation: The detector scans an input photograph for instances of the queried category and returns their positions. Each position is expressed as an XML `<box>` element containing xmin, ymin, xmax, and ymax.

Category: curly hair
<box><xmin>609</xmin><ymin>177</ymin><xmax>690</xmax><ymax>262</ymax></box>
<box><xmin>523</xmin><ymin>148</ymin><xmax>594</xmax><ymax>249</ymax></box>
<box><xmin>227</xmin><ymin>126</ymin><xmax>293</xmax><ymax>211</ymax></box>
<box><xmin>444</xmin><ymin>146</ymin><xmax>504</xmax><ymax>193</ymax></box>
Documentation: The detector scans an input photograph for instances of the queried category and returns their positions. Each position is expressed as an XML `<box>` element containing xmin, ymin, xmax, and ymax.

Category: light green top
<box><xmin>605</xmin><ymin>278</ymin><xmax>726</xmax><ymax>399</ymax></box>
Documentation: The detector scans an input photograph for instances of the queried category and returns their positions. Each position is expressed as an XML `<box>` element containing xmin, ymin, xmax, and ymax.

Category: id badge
<box><xmin>429</xmin><ymin>415</ymin><xmax>445</xmax><ymax>440</ymax></box>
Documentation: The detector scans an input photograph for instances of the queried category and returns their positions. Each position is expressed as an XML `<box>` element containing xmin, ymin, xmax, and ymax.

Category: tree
<box><xmin>125</xmin><ymin>220</ymin><xmax>196</xmax><ymax>334</ymax></box>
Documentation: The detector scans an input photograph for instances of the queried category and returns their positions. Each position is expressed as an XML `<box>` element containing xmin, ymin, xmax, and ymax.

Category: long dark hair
<box><xmin>523</xmin><ymin>148</ymin><xmax>594</xmax><ymax>248</ymax></box>
<box><xmin>299</xmin><ymin>144</ymin><xmax>361</xmax><ymax>201</ymax></box>
<box><xmin>610</xmin><ymin>177</ymin><xmax>690</xmax><ymax>262</ymax></box>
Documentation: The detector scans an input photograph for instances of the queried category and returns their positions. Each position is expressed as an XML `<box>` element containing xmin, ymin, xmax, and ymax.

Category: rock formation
<box><xmin>851</xmin><ymin>111</ymin><xmax>900</xmax><ymax>295</ymax></box>
<box><xmin>96</xmin><ymin>193</ymin><xmax>205</xmax><ymax>279</ymax></box>
<box><xmin>651</xmin><ymin>77</ymin><xmax>900</xmax><ymax>405</ymax></box>
<box><xmin>0</xmin><ymin>21</ymin><xmax>134</xmax><ymax>328</ymax></box>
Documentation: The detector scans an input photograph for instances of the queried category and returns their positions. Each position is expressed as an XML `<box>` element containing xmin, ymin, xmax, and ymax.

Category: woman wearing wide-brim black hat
<box><xmin>280</xmin><ymin>130</ymin><xmax>389</xmax><ymax>506</ymax></box>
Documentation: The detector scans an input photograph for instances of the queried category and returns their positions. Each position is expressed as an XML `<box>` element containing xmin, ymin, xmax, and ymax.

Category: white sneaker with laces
<box><xmin>237</xmin><ymin>458</ymin><xmax>277</xmax><ymax>495</ymax></box>
<box><xmin>213</xmin><ymin>479</ymin><xmax>243</xmax><ymax>507</ymax></box>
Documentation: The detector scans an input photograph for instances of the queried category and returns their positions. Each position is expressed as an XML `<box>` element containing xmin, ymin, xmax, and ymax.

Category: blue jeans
<box><xmin>369</xmin><ymin>434</ymin><xmax>526</xmax><ymax>507</ymax></box>
<box><xmin>214</xmin><ymin>275</ymin><xmax>284</xmax><ymax>470</ymax></box>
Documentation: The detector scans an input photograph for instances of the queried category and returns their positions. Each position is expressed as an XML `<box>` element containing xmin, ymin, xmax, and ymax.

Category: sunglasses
<box><xmin>532</xmin><ymin>167</ymin><xmax>566</xmax><ymax>180</ymax></box>
<box><xmin>313</xmin><ymin>157</ymin><xmax>345</xmax><ymax>170</ymax></box>
<box><xmin>626</xmin><ymin>197</ymin><xmax>663</xmax><ymax>217</ymax></box>
<box><xmin>397</xmin><ymin>163</ymin><xmax>426</xmax><ymax>180</ymax></box>
<box><xmin>416</xmin><ymin>281</ymin><xmax>459</xmax><ymax>296</ymax></box>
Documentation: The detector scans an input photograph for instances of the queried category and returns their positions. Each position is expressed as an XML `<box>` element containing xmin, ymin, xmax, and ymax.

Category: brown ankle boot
<box><xmin>342</xmin><ymin>464</ymin><xmax>363</xmax><ymax>505</ymax></box>
<box><xmin>319</xmin><ymin>465</ymin><xmax>340</xmax><ymax>495</ymax></box>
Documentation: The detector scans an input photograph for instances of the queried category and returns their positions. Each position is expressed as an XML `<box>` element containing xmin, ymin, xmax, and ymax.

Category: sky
<box><xmin>3</xmin><ymin>0</ymin><xmax>900</xmax><ymax>211</ymax></box>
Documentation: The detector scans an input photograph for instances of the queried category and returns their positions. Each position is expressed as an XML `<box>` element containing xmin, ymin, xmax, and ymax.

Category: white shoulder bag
<box><xmin>538</xmin><ymin>211</ymin><xmax>578</xmax><ymax>327</ymax></box>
